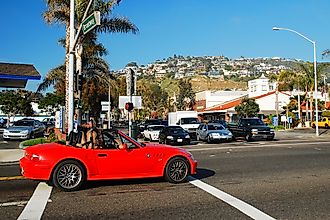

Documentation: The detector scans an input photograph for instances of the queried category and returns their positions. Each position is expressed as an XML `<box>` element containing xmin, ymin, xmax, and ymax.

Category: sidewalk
<box><xmin>0</xmin><ymin>149</ymin><xmax>24</xmax><ymax>164</ymax></box>
<box><xmin>0</xmin><ymin>128</ymin><xmax>329</xmax><ymax>164</ymax></box>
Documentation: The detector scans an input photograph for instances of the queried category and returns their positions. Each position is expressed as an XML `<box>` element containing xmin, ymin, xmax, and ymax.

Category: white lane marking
<box><xmin>0</xmin><ymin>201</ymin><xmax>28</xmax><ymax>207</ymax></box>
<box><xmin>17</xmin><ymin>182</ymin><xmax>53</xmax><ymax>220</ymax></box>
<box><xmin>189</xmin><ymin>177</ymin><xmax>276</xmax><ymax>220</ymax></box>
<box><xmin>0</xmin><ymin>141</ymin><xmax>8</xmax><ymax>144</ymax></box>
<box><xmin>187</xmin><ymin>141</ymin><xmax>330</xmax><ymax>152</ymax></box>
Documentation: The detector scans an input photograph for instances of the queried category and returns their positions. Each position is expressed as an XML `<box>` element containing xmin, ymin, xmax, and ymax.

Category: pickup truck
<box><xmin>228</xmin><ymin>118</ymin><xmax>275</xmax><ymax>141</ymax></box>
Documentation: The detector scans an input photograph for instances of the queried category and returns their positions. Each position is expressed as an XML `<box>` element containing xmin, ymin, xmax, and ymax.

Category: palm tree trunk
<box><xmin>306</xmin><ymin>93</ymin><xmax>309</xmax><ymax>121</ymax></box>
<box><xmin>310</xmin><ymin>92</ymin><xmax>314</xmax><ymax>121</ymax></box>
<box><xmin>65</xmin><ymin>24</ymin><xmax>71</xmax><ymax>131</ymax></box>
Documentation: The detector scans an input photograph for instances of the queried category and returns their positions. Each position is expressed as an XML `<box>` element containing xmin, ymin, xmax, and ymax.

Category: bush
<box><xmin>21</xmin><ymin>138</ymin><xmax>47</xmax><ymax>147</ymax></box>
<box><xmin>269</xmin><ymin>125</ymin><xmax>285</xmax><ymax>130</ymax></box>
<box><xmin>21</xmin><ymin>136</ymin><xmax>65</xmax><ymax>147</ymax></box>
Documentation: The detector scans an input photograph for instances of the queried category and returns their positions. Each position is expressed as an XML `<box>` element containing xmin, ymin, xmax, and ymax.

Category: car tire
<box><xmin>326</xmin><ymin>124</ymin><xmax>329</xmax><ymax>129</ymax></box>
<box><xmin>207</xmin><ymin>136</ymin><xmax>212</xmax><ymax>144</ymax></box>
<box><xmin>52</xmin><ymin>160</ymin><xmax>86</xmax><ymax>191</ymax></box>
<box><xmin>245</xmin><ymin>134</ymin><xmax>251</xmax><ymax>141</ymax></box>
<box><xmin>29</xmin><ymin>132</ymin><xmax>35</xmax><ymax>139</ymax></box>
<box><xmin>312</xmin><ymin>123</ymin><xmax>316</xmax><ymax>128</ymax></box>
<box><xmin>164</xmin><ymin>157</ymin><xmax>189</xmax><ymax>184</ymax></box>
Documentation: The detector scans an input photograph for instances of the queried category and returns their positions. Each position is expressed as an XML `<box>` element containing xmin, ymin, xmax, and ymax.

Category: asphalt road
<box><xmin>1</xmin><ymin>138</ymin><xmax>330</xmax><ymax>219</ymax></box>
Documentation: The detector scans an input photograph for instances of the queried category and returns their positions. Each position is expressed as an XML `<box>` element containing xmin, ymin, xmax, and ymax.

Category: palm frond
<box><xmin>37</xmin><ymin>64</ymin><xmax>66</xmax><ymax>92</ymax></box>
<box><xmin>97</xmin><ymin>17</ymin><xmax>139</xmax><ymax>34</ymax></box>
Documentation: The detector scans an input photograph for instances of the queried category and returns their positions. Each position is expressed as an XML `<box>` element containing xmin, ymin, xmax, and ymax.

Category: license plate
<box><xmin>177</xmin><ymin>139</ymin><xmax>183</xmax><ymax>142</ymax></box>
<box><xmin>263</xmin><ymin>135</ymin><xmax>268</xmax><ymax>138</ymax></box>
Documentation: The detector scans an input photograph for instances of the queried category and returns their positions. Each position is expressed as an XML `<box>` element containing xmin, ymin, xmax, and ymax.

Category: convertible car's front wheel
<box><xmin>52</xmin><ymin>160</ymin><xmax>86</xmax><ymax>191</ymax></box>
<box><xmin>165</xmin><ymin>157</ymin><xmax>189</xmax><ymax>183</ymax></box>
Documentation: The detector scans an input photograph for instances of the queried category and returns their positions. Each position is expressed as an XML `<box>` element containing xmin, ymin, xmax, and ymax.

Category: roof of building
<box><xmin>0</xmin><ymin>62</ymin><xmax>41</xmax><ymax>88</ymax></box>
<box><xmin>202</xmin><ymin>91</ymin><xmax>291</xmax><ymax>112</ymax></box>
<box><xmin>0</xmin><ymin>62</ymin><xmax>40</xmax><ymax>79</ymax></box>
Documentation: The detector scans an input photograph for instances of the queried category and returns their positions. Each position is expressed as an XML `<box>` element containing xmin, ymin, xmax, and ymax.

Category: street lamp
<box><xmin>272</xmin><ymin>26</ymin><xmax>319</xmax><ymax>136</ymax></box>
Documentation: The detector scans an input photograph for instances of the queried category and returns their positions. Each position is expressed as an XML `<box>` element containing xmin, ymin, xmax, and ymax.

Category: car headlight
<box><xmin>3</xmin><ymin>129</ymin><xmax>9</xmax><ymax>134</ymax></box>
<box><xmin>270</xmin><ymin>129</ymin><xmax>275</xmax><ymax>133</ymax></box>
<box><xmin>251</xmin><ymin>129</ymin><xmax>258</xmax><ymax>134</ymax></box>
<box><xmin>185</xmin><ymin>135</ymin><xmax>190</xmax><ymax>138</ymax></box>
<box><xmin>167</xmin><ymin>136</ymin><xmax>174</xmax><ymax>140</ymax></box>
<box><xmin>228</xmin><ymin>132</ymin><xmax>232</xmax><ymax>136</ymax></box>
<box><xmin>21</xmin><ymin>130</ymin><xmax>29</xmax><ymax>134</ymax></box>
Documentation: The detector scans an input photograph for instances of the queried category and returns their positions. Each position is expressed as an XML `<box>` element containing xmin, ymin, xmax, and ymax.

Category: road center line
<box><xmin>17</xmin><ymin>182</ymin><xmax>52</xmax><ymax>220</ymax></box>
<box><xmin>189</xmin><ymin>177</ymin><xmax>276</xmax><ymax>220</ymax></box>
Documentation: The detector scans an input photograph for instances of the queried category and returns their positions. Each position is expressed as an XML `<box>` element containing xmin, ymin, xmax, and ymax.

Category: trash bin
<box><xmin>131</xmin><ymin>122</ymin><xmax>139</xmax><ymax>140</ymax></box>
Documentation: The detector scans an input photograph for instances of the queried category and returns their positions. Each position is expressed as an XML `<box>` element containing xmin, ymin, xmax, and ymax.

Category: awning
<box><xmin>0</xmin><ymin>62</ymin><xmax>41</xmax><ymax>88</ymax></box>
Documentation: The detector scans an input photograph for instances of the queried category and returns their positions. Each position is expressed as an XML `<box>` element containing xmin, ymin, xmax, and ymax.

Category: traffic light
<box><xmin>125</xmin><ymin>102</ymin><xmax>134</xmax><ymax>111</ymax></box>
<box><xmin>77</xmin><ymin>74</ymin><xmax>83</xmax><ymax>92</ymax></box>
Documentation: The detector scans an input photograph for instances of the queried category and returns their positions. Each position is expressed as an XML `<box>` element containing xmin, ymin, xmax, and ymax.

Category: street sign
<box><xmin>119</xmin><ymin>96</ymin><xmax>142</xmax><ymax>109</ymax></box>
<box><xmin>82</xmin><ymin>11</ymin><xmax>101</xmax><ymax>34</ymax></box>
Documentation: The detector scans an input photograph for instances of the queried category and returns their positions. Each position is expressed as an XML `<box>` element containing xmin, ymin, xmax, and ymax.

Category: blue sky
<box><xmin>1</xmin><ymin>0</ymin><xmax>330</xmax><ymax>92</ymax></box>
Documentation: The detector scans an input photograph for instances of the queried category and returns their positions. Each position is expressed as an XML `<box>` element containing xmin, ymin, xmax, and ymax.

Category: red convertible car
<box><xmin>20</xmin><ymin>129</ymin><xmax>197</xmax><ymax>191</ymax></box>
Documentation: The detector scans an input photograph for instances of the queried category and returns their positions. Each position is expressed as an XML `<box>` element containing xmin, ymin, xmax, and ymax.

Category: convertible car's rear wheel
<box><xmin>52</xmin><ymin>160</ymin><xmax>85</xmax><ymax>191</ymax></box>
<box><xmin>165</xmin><ymin>157</ymin><xmax>189</xmax><ymax>183</ymax></box>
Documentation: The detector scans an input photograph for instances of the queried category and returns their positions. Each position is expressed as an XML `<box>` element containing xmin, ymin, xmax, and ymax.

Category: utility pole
<box><xmin>126</xmin><ymin>68</ymin><xmax>135</xmax><ymax>137</ymax></box>
<box><xmin>67</xmin><ymin>0</ymin><xmax>75</xmax><ymax>133</ymax></box>
<box><xmin>108</xmin><ymin>79</ymin><xmax>111</xmax><ymax>129</ymax></box>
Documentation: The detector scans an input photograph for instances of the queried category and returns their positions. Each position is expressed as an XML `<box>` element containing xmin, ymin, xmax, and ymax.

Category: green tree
<box><xmin>0</xmin><ymin>90</ymin><xmax>34</xmax><ymax>120</ymax></box>
<box><xmin>177</xmin><ymin>79</ymin><xmax>195</xmax><ymax>111</ymax></box>
<box><xmin>38</xmin><ymin>93</ymin><xmax>65</xmax><ymax>115</ymax></box>
<box><xmin>235</xmin><ymin>97</ymin><xmax>260</xmax><ymax>118</ymax></box>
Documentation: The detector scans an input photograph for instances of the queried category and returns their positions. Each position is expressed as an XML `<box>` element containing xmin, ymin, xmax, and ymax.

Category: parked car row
<box><xmin>138</xmin><ymin>117</ymin><xmax>275</xmax><ymax>146</ymax></box>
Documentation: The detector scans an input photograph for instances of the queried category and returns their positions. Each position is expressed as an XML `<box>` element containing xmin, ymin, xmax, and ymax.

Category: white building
<box><xmin>248</xmin><ymin>74</ymin><xmax>277</xmax><ymax>97</ymax></box>
<box><xmin>195</xmin><ymin>90</ymin><xmax>248</xmax><ymax>111</ymax></box>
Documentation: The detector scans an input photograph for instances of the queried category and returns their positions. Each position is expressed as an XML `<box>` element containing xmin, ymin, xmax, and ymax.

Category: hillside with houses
<box><xmin>114</xmin><ymin>55</ymin><xmax>302</xmax><ymax>81</ymax></box>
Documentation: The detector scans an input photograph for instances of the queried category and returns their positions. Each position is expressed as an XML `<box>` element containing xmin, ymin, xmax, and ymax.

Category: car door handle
<box><xmin>97</xmin><ymin>153</ymin><xmax>108</xmax><ymax>157</ymax></box>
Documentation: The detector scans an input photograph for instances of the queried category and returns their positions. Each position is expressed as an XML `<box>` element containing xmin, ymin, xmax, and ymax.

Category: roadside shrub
<box><xmin>21</xmin><ymin>136</ymin><xmax>64</xmax><ymax>147</ymax></box>
<box><xmin>322</xmin><ymin>111</ymin><xmax>330</xmax><ymax>117</ymax></box>
<box><xmin>269</xmin><ymin>125</ymin><xmax>285</xmax><ymax>130</ymax></box>
<box><xmin>21</xmin><ymin>138</ymin><xmax>47</xmax><ymax>147</ymax></box>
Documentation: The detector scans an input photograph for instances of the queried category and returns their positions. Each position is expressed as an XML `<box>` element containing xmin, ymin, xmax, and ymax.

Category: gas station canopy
<box><xmin>0</xmin><ymin>62</ymin><xmax>41</xmax><ymax>88</ymax></box>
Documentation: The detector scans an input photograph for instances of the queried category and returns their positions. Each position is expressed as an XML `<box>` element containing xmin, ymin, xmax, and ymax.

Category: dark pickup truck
<box><xmin>228</xmin><ymin>118</ymin><xmax>275</xmax><ymax>141</ymax></box>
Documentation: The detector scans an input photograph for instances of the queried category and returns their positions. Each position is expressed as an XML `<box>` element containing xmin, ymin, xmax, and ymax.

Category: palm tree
<box><xmin>298</xmin><ymin>62</ymin><xmax>326</xmax><ymax>121</ymax></box>
<box><xmin>39</xmin><ymin>0</ymin><xmax>138</xmax><ymax>119</ymax></box>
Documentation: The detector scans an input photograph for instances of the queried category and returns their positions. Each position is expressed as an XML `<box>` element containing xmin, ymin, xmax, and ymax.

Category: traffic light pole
<box><xmin>129</xmin><ymin>95</ymin><xmax>132</xmax><ymax>137</ymax></box>
<box><xmin>67</xmin><ymin>0</ymin><xmax>75</xmax><ymax>133</ymax></box>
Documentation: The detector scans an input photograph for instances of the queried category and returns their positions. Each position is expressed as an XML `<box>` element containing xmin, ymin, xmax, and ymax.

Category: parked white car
<box><xmin>143</xmin><ymin>125</ymin><xmax>165</xmax><ymax>141</ymax></box>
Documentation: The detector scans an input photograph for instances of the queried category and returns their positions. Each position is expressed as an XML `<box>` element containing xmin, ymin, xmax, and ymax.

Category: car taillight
<box><xmin>31</xmin><ymin>154</ymin><xmax>40</xmax><ymax>162</ymax></box>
